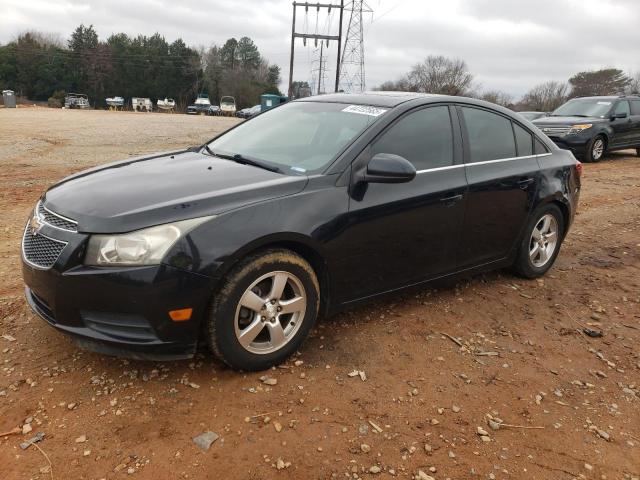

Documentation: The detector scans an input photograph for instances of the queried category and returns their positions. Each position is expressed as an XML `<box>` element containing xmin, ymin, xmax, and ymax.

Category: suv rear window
<box><xmin>630</xmin><ymin>100</ymin><xmax>640</xmax><ymax>115</ymax></box>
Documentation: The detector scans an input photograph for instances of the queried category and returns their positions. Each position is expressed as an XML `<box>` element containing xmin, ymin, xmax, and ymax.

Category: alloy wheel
<box><xmin>592</xmin><ymin>138</ymin><xmax>605</xmax><ymax>160</ymax></box>
<box><xmin>529</xmin><ymin>213</ymin><xmax>558</xmax><ymax>268</ymax></box>
<box><xmin>234</xmin><ymin>271</ymin><xmax>307</xmax><ymax>354</ymax></box>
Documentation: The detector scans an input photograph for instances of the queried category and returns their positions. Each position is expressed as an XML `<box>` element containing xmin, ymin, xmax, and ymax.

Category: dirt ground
<box><xmin>0</xmin><ymin>108</ymin><xmax>639</xmax><ymax>480</ymax></box>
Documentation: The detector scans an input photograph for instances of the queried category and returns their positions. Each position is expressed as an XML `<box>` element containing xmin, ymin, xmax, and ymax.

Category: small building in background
<box><xmin>2</xmin><ymin>90</ymin><xmax>16</xmax><ymax>108</ymax></box>
<box><xmin>261</xmin><ymin>94</ymin><xmax>288</xmax><ymax>112</ymax></box>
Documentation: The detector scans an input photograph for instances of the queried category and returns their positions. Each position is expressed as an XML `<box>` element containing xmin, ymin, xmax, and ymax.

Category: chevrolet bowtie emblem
<box><xmin>30</xmin><ymin>213</ymin><xmax>43</xmax><ymax>236</ymax></box>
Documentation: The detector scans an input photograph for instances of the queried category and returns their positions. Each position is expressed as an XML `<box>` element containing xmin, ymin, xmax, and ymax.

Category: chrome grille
<box><xmin>22</xmin><ymin>227</ymin><xmax>67</xmax><ymax>269</ymax></box>
<box><xmin>37</xmin><ymin>202</ymin><xmax>77</xmax><ymax>232</ymax></box>
<box><xmin>539</xmin><ymin>126</ymin><xmax>571</xmax><ymax>137</ymax></box>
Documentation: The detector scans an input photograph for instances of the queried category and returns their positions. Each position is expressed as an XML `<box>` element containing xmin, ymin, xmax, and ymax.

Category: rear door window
<box><xmin>534</xmin><ymin>138</ymin><xmax>549</xmax><ymax>154</ymax></box>
<box><xmin>461</xmin><ymin>107</ymin><xmax>516</xmax><ymax>162</ymax></box>
<box><xmin>630</xmin><ymin>100</ymin><xmax>640</xmax><ymax>115</ymax></box>
<box><xmin>513</xmin><ymin>123</ymin><xmax>533</xmax><ymax>157</ymax></box>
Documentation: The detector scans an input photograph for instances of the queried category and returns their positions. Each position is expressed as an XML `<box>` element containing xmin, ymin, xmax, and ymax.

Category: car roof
<box><xmin>570</xmin><ymin>96</ymin><xmax>621</xmax><ymax>101</ymax></box>
<box><xmin>299</xmin><ymin>91</ymin><xmax>445</xmax><ymax>107</ymax></box>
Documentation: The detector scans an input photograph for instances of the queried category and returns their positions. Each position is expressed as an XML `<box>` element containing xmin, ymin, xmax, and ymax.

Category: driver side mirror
<box><xmin>611</xmin><ymin>112</ymin><xmax>628</xmax><ymax>120</ymax></box>
<box><xmin>361</xmin><ymin>153</ymin><xmax>416</xmax><ymax>184</ymax></box>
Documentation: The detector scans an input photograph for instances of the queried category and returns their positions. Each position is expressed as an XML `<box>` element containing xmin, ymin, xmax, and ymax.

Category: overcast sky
<box><xmin>1</xmin><ymin>0</ymin><xmax>639</xmax><ymax>97</ymax></box>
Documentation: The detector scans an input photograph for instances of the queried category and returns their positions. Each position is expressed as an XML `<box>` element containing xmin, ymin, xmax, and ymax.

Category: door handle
<box><xmin>517</xmin><ymin>178</ymin><xmax>534</xmax><ymax>189</ymax></box>
<box><xmin>439</xmin><ymin>193</ymin><xmax>463</xmax><ymax>205</ymax></box>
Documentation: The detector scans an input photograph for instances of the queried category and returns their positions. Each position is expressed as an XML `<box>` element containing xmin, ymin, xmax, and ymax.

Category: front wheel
<box><xmin>513</xmin><ymin>204</ymin><xmax>565</xmax><ymax>279</ymax></box>
<box><xmin>206</xmin><ymin>249</ymin><xmax>319</xmax><ymax>371</ymax></box>
<box><xmin>585</xmin><ymin>135</ymin><xmax>606</xmax><ymax>162</ymax></box>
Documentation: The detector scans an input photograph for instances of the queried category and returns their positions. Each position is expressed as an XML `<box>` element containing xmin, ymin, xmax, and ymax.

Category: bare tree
<box><xmin>405</xmin><ymin>55</ymin><xmax>474</xmax><ymax>95</ymax></box>
<box><xmin>477</xmin><ymin>89</ymin><xmax>513</xmax><ymax>107</ymax></box>
<box><xmin>519</xmin><ymin>81</ymin><xmax>569</xmax><ymax>112</ymax></box>
<box><xmin>376</xmin><ymin>55</ymin><xmax>473</xmax><ymax>95</ymax></box>
<box><xmin>626</xmin><ymin>71</ymin><xmax>640</xmax><ymax>94</ymax></box>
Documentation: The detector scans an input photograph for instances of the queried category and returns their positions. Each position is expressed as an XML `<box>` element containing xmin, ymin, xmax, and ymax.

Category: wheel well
<box><xmin>551</xmin><ymin>200</ymin><xmax>570</xmax><ymax>238</ymax></box>
<box><xmin>219</xmin><ymin>241</ymin><xmax>330</xmax><ymax>317</ymax></box>
<box><xmin>595</xmin><ymin>132</ymin><xmax>608</xmax><ymax>148</ymax></box>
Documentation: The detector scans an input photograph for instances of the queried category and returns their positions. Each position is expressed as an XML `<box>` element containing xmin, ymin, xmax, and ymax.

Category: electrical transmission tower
<box><xmin>339</xmin><ymin>0</ymin><xmax>371</xmax><ymax>93</ymax></box>
<box><xmin>310</xmin><ymin>41</ymin><xmax>329</xmax><ymax>95</ymax></box>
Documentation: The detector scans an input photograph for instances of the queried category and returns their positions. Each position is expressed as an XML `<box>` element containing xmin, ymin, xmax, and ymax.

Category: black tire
<box><xmin>584</xmin><ymin>135</ymin><xmax>606</xmax><ymax>163</ymax></box>
<box><xmin>206</xmin><ymin>249</ymin><xmax>320</xmax><ymax>371</ymax></box>
<box><xmin>636</xmin><ymin>147</ymin><xmax>640</xmax><ymax>157</ymax></box>
<box><xmin>513</xmin><ymin>204</ymin><xmax>565</xmax><ymax>279</ymax></box>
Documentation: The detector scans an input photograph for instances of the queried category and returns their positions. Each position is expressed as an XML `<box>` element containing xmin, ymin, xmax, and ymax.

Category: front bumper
<box><xmin>23</xmin><ymin>260</ymin><xmax>213</xmax><ymax>361</ymax></box>
<box><xmin>547</xmin><ymin>135</ymin><xmax>590</xmax><ymax>157</ymax></box>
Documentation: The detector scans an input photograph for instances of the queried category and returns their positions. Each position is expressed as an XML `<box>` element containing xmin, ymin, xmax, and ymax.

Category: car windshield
<box><xmin>552</xmin><ymin>99</ymin><xmax>613</xmax><ymax>118</ymax></box>
<box><xmin>206</xmin><ymin>101</ymin><xmax>387</xmax><ymax>174</ymax></box>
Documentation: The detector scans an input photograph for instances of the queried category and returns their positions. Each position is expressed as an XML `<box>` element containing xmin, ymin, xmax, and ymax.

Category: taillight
<box><xmin>575</xmin><ymin>160</ymin><xmax>583</xmax><ymax>179</ymax></box>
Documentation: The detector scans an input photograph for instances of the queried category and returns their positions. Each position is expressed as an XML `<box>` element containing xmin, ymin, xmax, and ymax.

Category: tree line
<box><xmin>0</xmin><ymin>25</ymin><xmax>282</xmax><ymax>110</ymax></box>
<box><xmin>377</xmin><ymin>55</ymin><xmax>640</xmax><ymax>112</ymax></box>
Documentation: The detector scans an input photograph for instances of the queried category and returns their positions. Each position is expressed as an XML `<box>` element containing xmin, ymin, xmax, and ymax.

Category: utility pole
<box><xmin>288</xmin><ymin>1</ymin><xmax>345</xmax><ymax>98</ymax></box>
<box><xmin>339</xmin><ymin>0</ymin><xmax>371</xmax><ymax>93</ymax></box>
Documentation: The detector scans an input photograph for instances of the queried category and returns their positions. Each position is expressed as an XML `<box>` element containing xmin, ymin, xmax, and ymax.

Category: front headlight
<box><xmin>568</xmin><ymin>124</ymin><xmax>593</xmax><ymax>134</ymax></box>
<box><xmin>85</xmin><ymin>216</ymin><xmax>213</xmax><ymax>266</ymax></box>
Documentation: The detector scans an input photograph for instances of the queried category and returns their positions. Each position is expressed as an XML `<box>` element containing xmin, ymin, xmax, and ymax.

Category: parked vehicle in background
<box><xmin>220</xmin><ymin>96</ymin><xmax>236</xmax><ymax>117</ymax></box>
<box><xmin>209</xmin><ymin>105</ymin><xmax>221</xmax><ymax>116</ymax></box>
<box><xmin>21</xmin><ymin>92</ymin><xmax>581</xmax><ymax>371</ymax></box>
<box><xmin>64</xmin><ymin>93</ymin><xmax>90</xmax><ymax>109</ymax></box>
<box><xmin>157</xmin><ymin>98</ymin><xmax>176</xmax><ymax>112</ymax></box>
<box><xmin>533</xmin><ymin>95</ymin><xmax>640</xmax><ymax>162</ymax></box>
<box><xmin>187</xmin><ymin>94</ymin><xmax>212</xmax><ymax>115</ymax></box>
<box><xmin>236</xmin><ymin>105</ymin><xmax>261</xmax><ymax>119</ymax></box>
<box><xmin>106</xmin><ymin>96</ymin><xmax>125</xmax><ymax>110</ymax></box>
<box><xmin>519</xmin><ymin>111</ymin><xmax>546</xmax><ymax>121</ymax></box>
<box><xmin>132</xmin><ymin>97</ymin><xmax>153</xmax><ymax>112</ymax></box>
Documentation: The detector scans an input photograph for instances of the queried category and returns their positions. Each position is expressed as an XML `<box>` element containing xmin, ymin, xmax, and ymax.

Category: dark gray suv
<box><xmin>534</xmin><ymin>95</ymin><xmax>640</xmax><ymax>162</ymax></box>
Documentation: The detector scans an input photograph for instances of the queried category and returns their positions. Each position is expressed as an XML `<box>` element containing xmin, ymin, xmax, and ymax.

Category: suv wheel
<box><xmin>206</xmin><ymin>249</ymin><xmax>320</xmax><ymax>371</ymax></box>
<box><xmin>586</xmin><ymin>135</ymin><xmax>606</xmax><ymax>162</ymax></box>
<box><xmin>513</xmin><ymin>204</ymin><xmax>565</xmax><ymax>279</ymax></box>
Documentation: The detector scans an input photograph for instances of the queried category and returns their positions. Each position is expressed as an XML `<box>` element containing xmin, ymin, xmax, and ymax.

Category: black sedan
<box><xmin>22</xmin><ymin>92</ymin><xmax>581</xmax><ymax>370</ymax></box>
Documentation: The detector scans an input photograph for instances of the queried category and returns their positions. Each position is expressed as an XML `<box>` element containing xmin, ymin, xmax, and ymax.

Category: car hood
<box><xmin>533</xmin><ymin>115</ymin><xmax>605</xmax><ymax>126</ymax></box>
<box><xmin>43</xmin><ymin>150</ymin><xmax>308</xmax><ymax>233</ymax></box>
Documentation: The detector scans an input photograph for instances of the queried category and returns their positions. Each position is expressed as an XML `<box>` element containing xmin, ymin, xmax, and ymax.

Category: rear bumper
<box><xmin>23</xmin><ymin>262</ymin><xmax>213</xmax><ymax>360</ymax></box>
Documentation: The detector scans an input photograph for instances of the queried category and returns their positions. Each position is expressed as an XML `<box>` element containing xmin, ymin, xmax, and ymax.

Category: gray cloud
<box><xmin>1</xmin><ymin>0</ymin><xmax>639</xmax><ymax>97</ymax></box>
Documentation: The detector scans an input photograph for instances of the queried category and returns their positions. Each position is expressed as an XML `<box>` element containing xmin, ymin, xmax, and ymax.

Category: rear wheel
<box><xmin>585</xmin><ymin>135</ymin><xmax>606</xmax><ymax>162</ymax></box>
<box><xmin>206</xmin><ymin>249</ymin><xmax>319</xmax><ymax>371</ymax></box>
<box><xmin>636</xmin><ymin>147</ymin><xmax>640</xmax><ymax>157</ymax></box>
<box><xmin>513</xmin><ymin>204</ymin><xmax>565</xmax><ymax>279</ymax></box>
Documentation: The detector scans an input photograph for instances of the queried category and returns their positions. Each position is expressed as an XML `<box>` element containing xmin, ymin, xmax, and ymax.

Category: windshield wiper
<box><xmin>203</xmin><ymin>147</ymin><xmax>283</xmax><ymax>174</ymax></box>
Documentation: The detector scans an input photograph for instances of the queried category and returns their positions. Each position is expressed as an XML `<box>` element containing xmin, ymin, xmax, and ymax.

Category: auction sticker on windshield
<box><xmin>342</xmin><ymin>105</ymin><xmax>388</xmax><ymax>117</ymax></box>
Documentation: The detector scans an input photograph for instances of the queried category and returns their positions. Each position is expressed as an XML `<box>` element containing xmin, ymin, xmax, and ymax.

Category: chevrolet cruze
<box><xmin>22</xmin><ymin>92</ymin><xmax>581</xmax><ymax>371</ymax></box>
